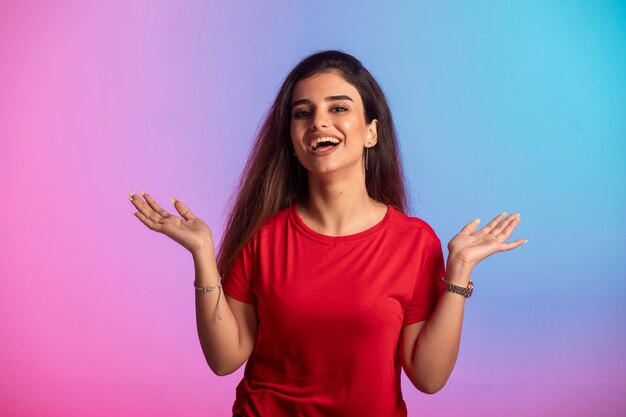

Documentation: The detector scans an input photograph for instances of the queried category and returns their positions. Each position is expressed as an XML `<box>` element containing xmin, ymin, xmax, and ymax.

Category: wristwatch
<box><xmin>442</xmin><ymin>276</ymin><xmax>474</xmax><ymax>298</ymax></box>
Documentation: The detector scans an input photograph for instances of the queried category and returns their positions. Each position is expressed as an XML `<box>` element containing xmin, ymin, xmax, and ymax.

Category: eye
<box><xmin>293</xmin><ymin>110</ymin><xmax>311</xmax><ymax>119</ymax></box>
<box><xmin>331</xmin><ymin>106</ymin><xmax>348</xmax><ymax>113</ymax></box>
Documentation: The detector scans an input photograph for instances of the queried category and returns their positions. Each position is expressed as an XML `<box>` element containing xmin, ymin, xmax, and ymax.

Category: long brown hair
<box><xmin>217</xmin><ymin>50</ymin><xmax>409</xmax><ymax>280</ymax></box>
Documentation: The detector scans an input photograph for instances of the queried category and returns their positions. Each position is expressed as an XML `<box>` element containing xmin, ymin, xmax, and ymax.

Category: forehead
<box><xmin>291</xmin><ymin>71</ymin><xmax>362</xmax><ymax>105</ymax></box>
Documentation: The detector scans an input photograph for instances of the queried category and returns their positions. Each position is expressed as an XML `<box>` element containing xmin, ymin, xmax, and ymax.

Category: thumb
<box><xmin>171</xmin><ymin>198</ymin><xmax>197</xmax><ymax>221</ymax></box>
<box><xmin>459</xmin><ymin>218</ymin><xmax>481</xmax><ymax>235</ymax></box>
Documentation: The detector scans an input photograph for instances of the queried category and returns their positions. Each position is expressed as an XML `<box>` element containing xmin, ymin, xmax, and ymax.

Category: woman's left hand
<box><xmin>447</xmin><ymin>212</ymin><xmax>526</xmax><ymax>269</ymax></box>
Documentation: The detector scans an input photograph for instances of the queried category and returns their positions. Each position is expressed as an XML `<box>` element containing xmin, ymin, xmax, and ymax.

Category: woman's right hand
<box><xmin>130</xmin><ymin>191</ymin><xmax>215</xmax><ymax>256</ymax></box>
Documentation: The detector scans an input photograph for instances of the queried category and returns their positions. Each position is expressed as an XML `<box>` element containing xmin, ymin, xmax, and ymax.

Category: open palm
<box><xmin>447</xmin><ymin>212</ymin><xmax>526</xmax><ymax>269</ymax></box>
<box><xmin>130</xmin><ymin>191</ymin><xmax>214</xmax><ymax>255</ymax></box>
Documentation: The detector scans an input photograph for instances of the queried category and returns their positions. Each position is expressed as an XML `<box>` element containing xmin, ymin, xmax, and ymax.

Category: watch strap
<box><xmin>442</xmin><ymin>276</ymin><xmax>473</xmax><ymax>298</ymax></box>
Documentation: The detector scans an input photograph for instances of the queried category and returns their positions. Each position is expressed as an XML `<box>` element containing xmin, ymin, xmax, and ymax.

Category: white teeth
<box><xmin>311</xmin><ymin>137</ymin><xmax>341</xmax><ymax>150</ymax></box>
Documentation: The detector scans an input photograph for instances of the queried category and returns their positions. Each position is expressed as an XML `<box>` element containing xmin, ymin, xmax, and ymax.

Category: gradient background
<box><xmin>1</xmin><ymin>1</ymin><xmax>625</xmax><ymax>416</ymax></box>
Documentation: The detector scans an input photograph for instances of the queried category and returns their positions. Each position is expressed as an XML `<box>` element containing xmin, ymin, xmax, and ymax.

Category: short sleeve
<box><xmin>222</xmin><ymin>238</ymin><xmax>257</xmax><ymax>306</ymax></box>
<box><xmin>402</xmin><ymin>237</ymin><xmax>446</xmax><ymax>327</ymax></box>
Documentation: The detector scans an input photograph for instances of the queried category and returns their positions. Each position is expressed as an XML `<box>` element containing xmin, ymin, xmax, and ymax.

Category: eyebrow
<box><xmin>291</xmin><ymin>95</ymin><xmax>354</xmax><ymax>108</ymax></box>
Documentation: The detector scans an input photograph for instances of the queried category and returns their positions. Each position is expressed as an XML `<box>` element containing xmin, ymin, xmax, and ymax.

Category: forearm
<box><xmin>193</xmin><ymin>247</ymin><xmax>241</xmax><ymax>376</ymax></box>
<box><xmin>409</xmin><ymin>260</ymin><xmax>472</xmax><ymax>393</ymax></box>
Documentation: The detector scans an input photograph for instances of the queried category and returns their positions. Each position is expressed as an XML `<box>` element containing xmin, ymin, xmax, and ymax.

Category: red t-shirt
<box><xmin>222</xmin><ymin>203</ymin><xmax>446</xmax><ymax>417</ymax></box>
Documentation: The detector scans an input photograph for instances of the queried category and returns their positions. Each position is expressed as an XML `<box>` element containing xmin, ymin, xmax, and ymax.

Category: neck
<box><xmin>299</xmin><ymin>170</ymin><xmax>386</xmax><ymax>236</ymax></box>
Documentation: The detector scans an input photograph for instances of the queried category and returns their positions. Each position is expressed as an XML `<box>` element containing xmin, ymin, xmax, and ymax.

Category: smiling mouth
<box><xmin>310</xmin><ymin>137</ymin><xmax>341</xmax><ymax>151</ymax></box>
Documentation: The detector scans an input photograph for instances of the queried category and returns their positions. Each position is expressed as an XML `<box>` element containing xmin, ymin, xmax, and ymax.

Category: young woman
<box><xmin>130</xmin><ymin>50</ymin><xmax>526</xmax><ymax>417</ymax></box>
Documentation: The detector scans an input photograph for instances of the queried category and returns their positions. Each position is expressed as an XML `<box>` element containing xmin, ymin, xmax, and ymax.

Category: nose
<box><xmin>310</xmin><ymin>112</ymin><xmax>330</xmax><ymax>131</ymax></box>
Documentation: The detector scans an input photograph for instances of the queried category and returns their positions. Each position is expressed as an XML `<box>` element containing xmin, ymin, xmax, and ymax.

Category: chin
<box><xmin>307</xmin><ymin>161</ymin><xmax>363</xmax><ymax>178</ymax></box>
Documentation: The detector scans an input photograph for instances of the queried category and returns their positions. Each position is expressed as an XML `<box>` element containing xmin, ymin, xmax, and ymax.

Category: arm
<box><xmin>193</xmin><ymin>246</ymin><xmax>258</xmax><ymax>376</ymax></box>
<box><xmin>129</xmin><ymin>191</ymin><xmax>257</xmax><ymax>377</ymax></box>
<box><xmin>400</xmin><ymin>212</ymin><xmax>525</xmax><ymax>394</ymax></box>
<box><xmin>399</xmin><ymin>260</ymin><xmax>471</xmax><ymax>394</ymax></box>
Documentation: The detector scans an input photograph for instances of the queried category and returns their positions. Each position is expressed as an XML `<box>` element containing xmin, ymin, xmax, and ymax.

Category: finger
<box><xmin>171</xmin><ymin>198</ymin><xmax>197</xmax><ymax>221</ymax></box>
<box><xmin>130</xmin><ymin>193</ymin><xmax>164</xmax><ymax>224</ymax></box>
<box><xmin>498</xmin><ymin>238</ymin><xmax>527</xmax><ymax>252</ymax></box>
<box><xmin>495</xmin><ymin>215</ymin><xmax>521</xmax><ymax>240</ymax></box>
<box><xmin>140</xmin><ymin>191</ymin><xmax>170</xmax><ymax>218</ymax></box>
<box><xmin>492</xmin><ymin>213</ymin><xmax>520</xmax><ymax>236</ymax></box>
<box><xmin>459</xmin><ymin>218</ymin><xmax>481</xmax><ymax>235</ymax></box>
<box><xmin>474</xmin><ymin>212</ymin><xmax>508</xmax><ymax>237</ymax></box>
<box><xmin>132</xmin><ymin>209</ymin><xmax>162</xmax><ymax>232</ymax></box>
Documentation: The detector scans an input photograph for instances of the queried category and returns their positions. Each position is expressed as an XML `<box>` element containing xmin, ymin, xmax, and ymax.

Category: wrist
<box><xmin>192</xmin><ymin>249</ymin><xmax>221</xmax><ymax>288</ymax></box>
<box><xmin>191</xmin><ymin>240</ymin><xmax>216</xmax><ymax>259</ymax></box>
<box><xmin>444</xmin><ymin>259</ymin><xmax>473</xmax><ymax>286</ymax></box>
<box><xmin>447</xmin><ymin>252</ymin><xmax>475</xmax><ymax>272</ymax></box>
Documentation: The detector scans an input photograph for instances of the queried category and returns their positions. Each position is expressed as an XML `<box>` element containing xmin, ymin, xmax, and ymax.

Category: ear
<box><xmin>366</xmin><ymin>119</ymin><xmax>378</xmax><ymax>147</ymax></box>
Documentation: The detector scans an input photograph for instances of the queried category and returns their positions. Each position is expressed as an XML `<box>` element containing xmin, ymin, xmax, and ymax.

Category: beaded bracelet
<box><xmin>194</xmin><ymin>276</ymin><xmax>223</xmax><ymax>320</ymax></box>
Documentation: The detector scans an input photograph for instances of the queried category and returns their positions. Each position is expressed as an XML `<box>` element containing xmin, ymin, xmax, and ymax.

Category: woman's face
<box><xmin>290</xmin><ymin>71</ymin><xmax>377</xmax><ymax>177</ymax></box>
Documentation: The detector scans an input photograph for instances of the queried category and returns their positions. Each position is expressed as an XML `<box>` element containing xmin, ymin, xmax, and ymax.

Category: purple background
<box><xmin>1</xmin><ymin>1</ymin><xmax>625</xmax><ymax>416</ymax></box>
